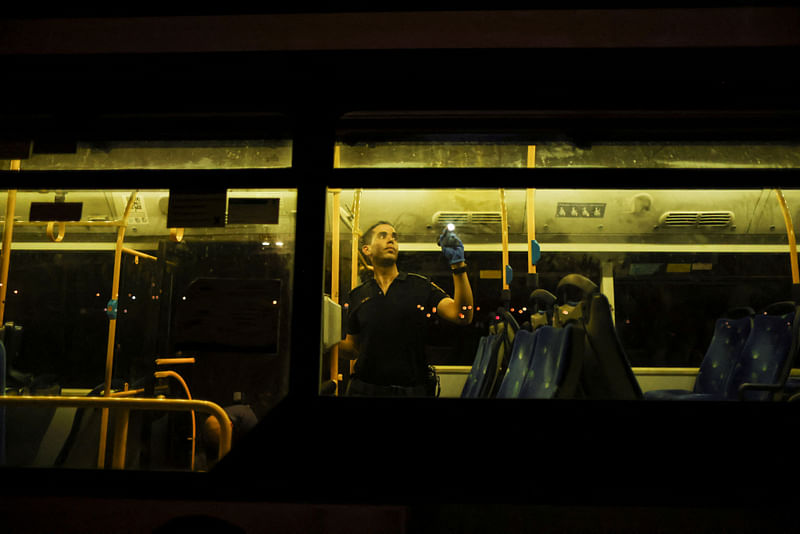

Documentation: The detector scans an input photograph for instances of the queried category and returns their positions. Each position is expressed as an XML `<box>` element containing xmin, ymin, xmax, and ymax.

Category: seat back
<box><xmin>729</xmin><ymin>307</ymin><xmax>795</xmax><ymax>401</ymax></box>
<box><xmin>485</xmin><ymin>310</ymin><xmax>520</xmax><ymax>398</ymax></box>
<box><xmin>460</xmin><ymin>335</ymin><xmax>492</xmax><ymax>398</ymax></box>
<box><xmin>495</xmin><ymin>329</ymin><xmax>539</xmax><ymax>399</ymax></box>
<box><xmin>693</xmin><ymin>314</ymin><xmax>753</xmax><ymax>395</ymax></box>
<box><xmin>518</xmin><ymin>324</ymin><xmax>582</xmax><ymax>399</ymax></box>
<box><xmin>578</xmin><ymin>293</ymin><xmax>643</xmax><ymax>400</ymax></box>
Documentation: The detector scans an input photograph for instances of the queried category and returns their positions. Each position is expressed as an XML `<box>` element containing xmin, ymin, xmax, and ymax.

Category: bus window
<box><xmin>0</xmin><ymin>187</ymin><xmax>296</xmax><ymax>470</ymax></box>
<box><xmin>0</xmin><ymin>140</ymin><xmax>292</xmax><ymax>170</ymax></box>
<box><xmin>321</xmin><ymin>187</ymin><xmax>800</xmax><ymax>402</ymax></box>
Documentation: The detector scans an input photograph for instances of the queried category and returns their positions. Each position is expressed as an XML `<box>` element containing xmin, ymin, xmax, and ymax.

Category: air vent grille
<box><xmin>698</xmin><ymin>212</ymin><xmax>734</xmax><ymax>227</ymax></box>
<box><xmin>660</xmin><ymin>211</ymin><xmax>734</xmax><ymax>228</ymax></box>
<box><xmin>433</xmin><ymin>211</ymin><xmax>502</xmax><ymax>225</ymax></box>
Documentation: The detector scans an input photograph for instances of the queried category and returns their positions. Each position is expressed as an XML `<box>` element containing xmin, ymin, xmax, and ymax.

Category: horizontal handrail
<box><xmin>0</xmin><ymin>395</ymin><xmax>233</xmax><ymax>464</ymax></box>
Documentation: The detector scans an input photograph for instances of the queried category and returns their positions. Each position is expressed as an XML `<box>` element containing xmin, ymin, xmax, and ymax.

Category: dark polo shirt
<box><xmin>345</xmin><ymin>271</ymin><xmax>449</xmax><ymax>386</ymax></box>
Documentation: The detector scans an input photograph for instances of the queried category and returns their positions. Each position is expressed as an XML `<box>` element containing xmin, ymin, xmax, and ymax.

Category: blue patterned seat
<box><xmin>644</xmin><ymin>314</ymin><xmax>753</xmax><ymax>401</ymax></box>
<box><xmin>496</xmin><ymin>325</ymin><xmax>581</xmax><ymax>399</ymax></box>
<box><xmin>460</xmin><ymin>334</ymin><xmax>494</xmax><ymax>398</ymax></box>
<box><xmin>645</xmin><ymin>305</ymin><xmax>797</xmax><ymax>401</ymax></box>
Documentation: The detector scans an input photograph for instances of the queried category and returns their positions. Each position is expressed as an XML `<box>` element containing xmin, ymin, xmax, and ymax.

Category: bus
<box><xmin>2</xmin><ymin>5</ymin><xmax>800</xmax><ymax>534</ymax></box>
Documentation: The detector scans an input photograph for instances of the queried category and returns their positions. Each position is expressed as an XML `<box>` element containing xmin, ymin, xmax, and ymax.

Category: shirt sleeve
<box><xmin>428</xmin><ymin>280</ymin><xmax>450</xmax><ymax>309</ymax></box>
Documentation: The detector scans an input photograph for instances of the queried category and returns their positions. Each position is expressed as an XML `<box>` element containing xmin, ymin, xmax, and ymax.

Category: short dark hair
<box><xmin>360</xmin><ymin>220</ymin><xmax>395</xmax><ymax>247</ymax></box>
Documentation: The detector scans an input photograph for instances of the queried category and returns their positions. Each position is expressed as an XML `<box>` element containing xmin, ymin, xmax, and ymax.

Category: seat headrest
<box><xmin>762</xmin><ymin>301</ymin><xmax>797</xmax><ymax>317</ymax></box>
<box><xmin>556</xmin><ymin>274</ymin><xmax>598</xmax><ymax>304</ymax></box>
<box><xmin>529</xmin><ymin>289</ymin><xmax>557</xmax><ymax>310</ymax></box>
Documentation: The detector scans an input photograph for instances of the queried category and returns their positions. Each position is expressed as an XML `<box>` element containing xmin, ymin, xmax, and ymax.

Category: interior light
<box><xmin>262</xmin><ymin>241</ymin><xmax>270</xmax><ymax>246</ymax></box>
<box><xmin>272</xmin><ymin>300</ymin><xmax>278</xmax><ymax>305</ymax></box>
<box><xmin>275</xmin><ymin>241</ymin><xmax>284</xmax><ymax>247</ymax></box>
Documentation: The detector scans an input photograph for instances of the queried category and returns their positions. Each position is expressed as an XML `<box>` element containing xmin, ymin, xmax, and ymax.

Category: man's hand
<box><xmin>438</xmin><ymin>227</ymin><xmax>465</xmax><ymax>265</ymax></box>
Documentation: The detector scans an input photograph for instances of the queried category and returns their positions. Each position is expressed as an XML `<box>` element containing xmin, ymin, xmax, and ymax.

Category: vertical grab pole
<box><xmin>526</xmin><ymin>188</ymin><xmax>536</xmax><ymax>276</ymax></box>
<box><xmin>0</xmin><ymin>161</ymin><xmax>19</xmax><ymax>467</ymax></box>
<box><xmin>349</xmin><ymin>189</ymin><xmax>362</xmax><ymax>377</ymax></box>
<box><xmin>98</xmin><ymin>191</ymin><xmax>139</xmax><ymax>468</ymax></box>
<box><xmin>526</xmin><ymin>145</ymin><xmax>537</xmax><ymax>279</ymax></box>
<box><xmin>500</xmin><ymin>189</ymin><xmax>510</xmax><ymax>291</ymax></box>
<box><xmin>329</xmin><ymin>188</ymin><xmax>341</xmax><ymax>393</ymax></box>
<box><xmin>774</xmin><ymin>189</ymin><xmax>800</xmax><ymax>294</ymax></box>
<box><xmin>0</xmin><ymin>187</ymin><xmax>17</xmax><ymax>325</ymax></box>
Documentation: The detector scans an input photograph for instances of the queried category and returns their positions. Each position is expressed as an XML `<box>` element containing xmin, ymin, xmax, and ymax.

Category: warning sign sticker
<box><xmin>556</xmin><ymin>202</ymin><xmax>606</xmax><ymax>218</ymax></box>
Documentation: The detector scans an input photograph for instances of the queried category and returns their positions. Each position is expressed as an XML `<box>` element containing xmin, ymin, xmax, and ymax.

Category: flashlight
<box><xmin>446</xmin><ymin>223</ymin><xmax>456</xmax><ymax>232</ymax></box>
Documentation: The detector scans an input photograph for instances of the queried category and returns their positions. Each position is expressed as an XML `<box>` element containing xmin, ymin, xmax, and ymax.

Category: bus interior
<box><xmin>2</xmin><ymin>5</ymin><xmax>800</xmax><ymax>533</ymax></box>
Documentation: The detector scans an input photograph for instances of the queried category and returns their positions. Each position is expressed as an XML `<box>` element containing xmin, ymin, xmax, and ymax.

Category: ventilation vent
<box><xmin>659</xmin><ymin>211</ymin><xmax>734</xmax><ymax>228</ymax></box>
<box><xmin>432</xmin><ymin>211</ymin><xmax>502</xmax><ymax>226</ymax></box>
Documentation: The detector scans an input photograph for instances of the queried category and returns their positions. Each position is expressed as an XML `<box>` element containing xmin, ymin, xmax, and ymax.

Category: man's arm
<box><xmin>338</xmin><ymin>334</ymin><xmax>360</xmax><ymax>359</ymax></box>
<box><xmin>436</xmin><ymin>261</ymin><xmax>474</xmax><ymax>325</ymax></box>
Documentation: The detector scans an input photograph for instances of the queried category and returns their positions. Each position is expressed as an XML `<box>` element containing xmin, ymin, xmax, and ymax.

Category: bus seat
<box><xmin>528</xmin><ymin>289</ymin><xmax>557</xmax><ymax>330</ymax></box>
<box><xmin>554</xmin><ymin>274</ymin><xmax>598</xmax><ymax>328</ymax></box>
<box><xmin>733</xmin><ymin>303</ymin><xmax>797</xmax><ymax>401</ymax></box>
<box><xmin>576</xmin><ymin>292</ymin><xmax>643</xmax><ymax>400</ymax></box>
<box><xmin>643</xmin><ymin>313</ymin><xmax>753</xmax><ymax>401</ymax></box>
<box><xmin>644</xmin><ymin>303</ymin><xmax>797</xmax><ymax>401</ymax></box>
<box><xmin>460</xmin><ymin>335</ymin><xmax>492</xmax><ymax>398</ymax></box>
<box><xmin>485</xmin><ymin>309</ymin><xmax>520</xmax><ymax>398</ymax></box>
<box><xmin>520</xmin><ymin>325</ymin><xmax>582</xmax><ymax>399</ymax></box>
<box><xmin>495</xmin><ymin>329</ymin><xmax>539</xmax><ymax>398</ymax></box>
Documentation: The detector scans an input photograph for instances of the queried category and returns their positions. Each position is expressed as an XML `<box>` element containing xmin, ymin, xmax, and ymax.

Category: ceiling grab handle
<box><xmin>46</xmin><ymin>221</ymin><xmax>66</xmax><ymax>242</ymax></box>
<box><xmin>775</xmin><ymin>189</ymin><xmax>800</xmax><ymax>302</ymax></box>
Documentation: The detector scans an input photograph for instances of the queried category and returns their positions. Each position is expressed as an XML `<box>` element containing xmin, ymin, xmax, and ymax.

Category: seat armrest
<box><xmin>737</xmin><ymin>382</ymin><xmax>785</xmax><ymax>401</ymax></box>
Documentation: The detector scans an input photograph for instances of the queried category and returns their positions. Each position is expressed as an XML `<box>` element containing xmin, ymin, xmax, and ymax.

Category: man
<box><xmin>338</xmin><ymin>221</ymin><xmax>474</xmax><ymax>396</ymax></box>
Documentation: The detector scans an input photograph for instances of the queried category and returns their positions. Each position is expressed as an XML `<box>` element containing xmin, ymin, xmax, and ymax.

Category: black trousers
<box><xmin>346</xmin><ymin>377</ymin><xmax>428</xmax><ymax>397</ymax></box>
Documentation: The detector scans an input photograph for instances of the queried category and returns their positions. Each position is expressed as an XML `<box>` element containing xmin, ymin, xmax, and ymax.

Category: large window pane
<box><xmin>1</xmin><ymin>187</ymin><xmax>296</xmax><ymax>470</ymax></box>
<box><xmin>321</xmin><ymin>187</ymin><xmax>800</xmax><ymax>400</ymax></box>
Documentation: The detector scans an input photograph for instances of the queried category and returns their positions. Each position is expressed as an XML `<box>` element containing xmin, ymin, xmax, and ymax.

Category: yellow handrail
<box><xmin>98</xmin><ymin>191</ymin><xmax>139</xmax><ymax>468</ymax></box>
<box><xmin>0</xmin><ymin>395</ymin><xmax>232</xmax><ymax>465</ymax></box>
<box><xmin>500</xmin><ymin>189</ymin><xmax>510</xmax><ymax>291</ymax></box>
<box><xmin>775</xmin><ymin>188</ymin><xmax>799</xmax><ymax>285</ymax></box>
<box><xmin>155</xmin><ymin>370</ymin><xmax>197</xmax><ymax>471</ymax></box>
<box><xmin>0</xmin><ymin>189</ymin><xmax>17</xmax><ymax>324</ymax></box>
<box><xmin>329</xmin><ymin>188</ymin><xmax>341</xmax><ymax>392</ymax></box>
<box><xmin>349</xmin><ymin>189</ymin><xmax>363</xmax><ymax>378</ymax></box>
<box><xmin>526</xmin><ymin>188</ymin><xmax>536</xmax><ymax>276</ymax></box>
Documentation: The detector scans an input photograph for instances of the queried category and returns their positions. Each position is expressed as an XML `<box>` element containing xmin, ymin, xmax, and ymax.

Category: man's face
<box><xmin>363</xmin><ymin>224</ymin><xmax>398</xmax><ymax>267</ymax></box>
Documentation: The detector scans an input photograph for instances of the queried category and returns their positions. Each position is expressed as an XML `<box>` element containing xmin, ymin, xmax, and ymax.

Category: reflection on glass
<box><xmin>0</xmin><ymin>188</ymin><xmax>296</xmax><ymax>470</ymax></box>
<box><xmin>335</xmin><ymin>142</ymin><xmax>800</xmax><ymax>168</ymax></box>
<box><xmin>322</xmin><ymin>188</ymin><xmax>800</xmax><ymax>402</ymax></box>
<box><xmin>1</xmin><ymin>140</ymin><xmax>292</xmax><ymax>170</ymax></box>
